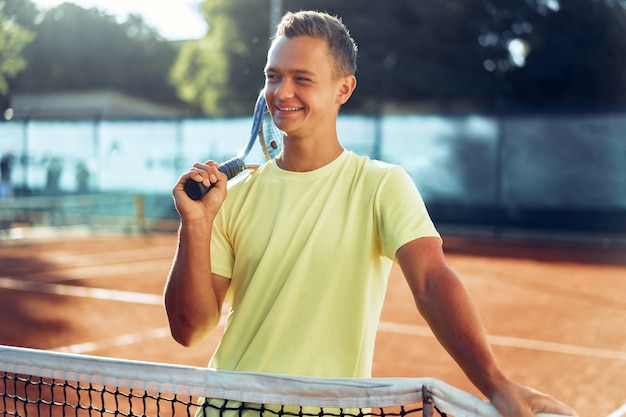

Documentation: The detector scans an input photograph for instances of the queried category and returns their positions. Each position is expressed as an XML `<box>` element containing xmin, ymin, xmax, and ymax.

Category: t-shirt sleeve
<box><xmin>210</xmin><ymin>207</ymin><xmax>234</xmax><ymax>279</ymax></box>
<box><xmin>375</xmin><ymin>165</ymin><xmax>441</xmax><ymax>260</ymax></box>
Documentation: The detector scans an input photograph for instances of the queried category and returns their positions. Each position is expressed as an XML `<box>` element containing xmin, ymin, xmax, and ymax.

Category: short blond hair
<box><xmin>273</xmin><ymin>10</ymin><xmax>358</xmax><ymax>77</ymax></box>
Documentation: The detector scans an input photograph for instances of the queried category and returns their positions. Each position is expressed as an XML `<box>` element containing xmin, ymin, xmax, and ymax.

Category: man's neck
<box><xmin>276</xmin><ymin>136</ymin><xmax>343</xmax><ymax>172</ymax></box>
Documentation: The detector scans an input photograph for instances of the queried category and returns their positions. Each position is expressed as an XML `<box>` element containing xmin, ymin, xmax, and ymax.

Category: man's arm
<box><xmin>164</xmin><ymin>161</ymin><xmax>230</xmax><ymax>347</ymax></box>
<box><xmin>164</xmin><ymin>220</ymin><xmax>230</xmax><ymax>347</ymax></box>
<box><xmin>396</xmin><ymin>237</ymin><xmax>577</xmax><ymax>417</ymax></box>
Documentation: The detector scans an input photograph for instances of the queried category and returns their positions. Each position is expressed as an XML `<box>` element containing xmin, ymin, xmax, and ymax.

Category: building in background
<box><xmin>10</xmin><ymin>90</ymin><xmax>183</xmax><ymax>120</ymax></box>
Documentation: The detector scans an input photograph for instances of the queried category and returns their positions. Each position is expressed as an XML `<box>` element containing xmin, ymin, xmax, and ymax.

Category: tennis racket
<box><xmin>184</xmin><ymin>90</ymin><xmax>283</xmax><ymax>200</ymax></box>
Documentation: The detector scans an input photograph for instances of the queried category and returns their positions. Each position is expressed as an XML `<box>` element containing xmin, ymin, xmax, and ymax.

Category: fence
<box><xmin>1</xmin><ymin>111</ymin><xmax>625</xmax><ymax>235</ymax></box>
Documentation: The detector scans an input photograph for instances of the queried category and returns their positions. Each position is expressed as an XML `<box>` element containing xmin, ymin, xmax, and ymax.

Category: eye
<box><xmin>296</xmin><ymin>76</ymin><xmax>312</xmax><ymax>83</ymax></box>
<box><xmin>265</xmin><ymin>73</ymin><xmax>280</xmax><ymax>81</ymax></box>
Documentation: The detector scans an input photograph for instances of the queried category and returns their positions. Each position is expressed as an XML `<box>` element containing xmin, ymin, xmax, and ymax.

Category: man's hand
<box><xmin>172</xmin><ymin>161</ymin><xmax>228</xmax><ymax>222</ymax></box>
<box><xmin>490</xmin><ymin>380</ymin><xmax>579</xmax><ymax>417</ymax></box>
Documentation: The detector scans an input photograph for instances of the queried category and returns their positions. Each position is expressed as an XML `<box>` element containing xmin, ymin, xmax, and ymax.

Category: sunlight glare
<box><xmin>30</xmin><ymin>0</ymin><xmax>206</xmax><ymax>40</ymax></box>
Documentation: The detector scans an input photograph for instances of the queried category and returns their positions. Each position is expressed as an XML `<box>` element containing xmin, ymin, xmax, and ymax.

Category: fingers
<box><xmin>172</xmin><ymin>161</ymin><xmax>228</xmax><ymax>220</ymax></box>
<box><xmin>186</xmin><ymin>161</ymin><xmax>221</xmax><ymax>188</ymax></box>
<box><xmin>523</xmin><ymin>386</ymin><xmax>578</xmax><ymax>417</ymax></box>
<box><xmin>490</xmin><ymin>382</ymin><xmax>578</xmax><ymax>417</ymax></box>
<box><xmin>174</xmin><ymin>161</ymin><xmax>223</xmax><ymax>195</ymax></box>
<box><xmin>533</xmin><ymin>395</ymin><xmax>579</xmax><ymax>417</ymax></box>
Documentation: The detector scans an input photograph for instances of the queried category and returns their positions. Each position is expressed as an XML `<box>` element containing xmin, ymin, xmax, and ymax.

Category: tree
<box><xmin>13</xmin><ymin>3</ymin><xmax>183</xmax><ymax>106</ymax></box>
<box><xmin>331</xmin><ymin>0</ymin><xmax>497</xmax><ymax>109</ymax></box>
<box><xmin>0</xmin><ymin>0</ymin><xmax>36</xmax><ymax>114</ymax></box>
<box><xmin>0</xmin><ymin>0</ymin><xmax>38</xmax><ymax>29</ymax></box>
<box><xmin>171</xmin><ymin>0</ymin><xmax>269</xmax><ymax>116</ymax></box>
<box><xmin>144</xmin><ymin>0</ymin><xmax>626</xmax><ymax>114</ymax></box>
<box><xmin>4</xmin><ymin>0</ymin><xmax>626</xmax><ymax>119</ymax></box>
<box><xmin>0</xmin><ymin>12</ymin><xmax>34</xmax><ymax>96</ymax></box>
<box><xmin>170</xmin><ymin>0</ymin><xmax>525</xmax><ymax>114</ymax></box>
<box><xmin>499</xmin><ymin>0</ymin><xmax>626</xmax><ymax>109</ymax></box>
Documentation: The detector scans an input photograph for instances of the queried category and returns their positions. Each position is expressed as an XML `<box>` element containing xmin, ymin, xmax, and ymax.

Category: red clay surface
<box><xmin>1</xmin><ymin>231</ymin><xmax>625</xmax><ymax>417</ymax></box>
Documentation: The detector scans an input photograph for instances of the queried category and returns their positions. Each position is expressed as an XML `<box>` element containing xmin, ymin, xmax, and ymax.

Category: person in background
<box><xmin>46</xmin><ymin>156</ymin><xmax>62</xmax><ymax>195</ymax></box>
<box><xmin>0</xmin><ymin>153</ymin><xmax>14</xmax><ymax>199</ymax></box>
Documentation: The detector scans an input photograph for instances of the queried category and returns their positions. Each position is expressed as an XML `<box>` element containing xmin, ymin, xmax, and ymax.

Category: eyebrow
<box><xmin>264</xmin><ymin>67</ymin><xmax>317</xmax><ymax>76</ymax></box>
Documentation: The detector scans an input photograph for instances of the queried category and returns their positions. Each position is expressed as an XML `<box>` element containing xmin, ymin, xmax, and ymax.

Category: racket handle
<box><xmin>183</xmin><ymin>157</ymin><xmax>246</xmax><ymax>200</ymax></box>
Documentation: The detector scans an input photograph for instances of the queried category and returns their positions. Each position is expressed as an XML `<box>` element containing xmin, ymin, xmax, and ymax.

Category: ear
<box><xmin>336</xmin><ymin>75</ymin><xmax>357</xmax><ymax>105</ymax></box>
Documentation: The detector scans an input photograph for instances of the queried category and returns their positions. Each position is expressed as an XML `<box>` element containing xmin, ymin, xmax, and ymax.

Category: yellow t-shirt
<box><xmin>209</xmin><ymin>150</ymin><xmax>440</xmax><ymax>377</ymax></box>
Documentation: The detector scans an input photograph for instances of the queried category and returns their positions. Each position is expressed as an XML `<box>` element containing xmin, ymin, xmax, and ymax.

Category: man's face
<box><xmin>264</xmin><ymin>35</ymin><xmax>353</xmax><ymax>138</ymax></box>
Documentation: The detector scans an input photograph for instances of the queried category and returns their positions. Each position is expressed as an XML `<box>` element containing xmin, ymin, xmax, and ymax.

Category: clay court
<box><xmin>1</xmin><ymin>230</ymin><xmax>625</xmax><ymax>417</ymax></box>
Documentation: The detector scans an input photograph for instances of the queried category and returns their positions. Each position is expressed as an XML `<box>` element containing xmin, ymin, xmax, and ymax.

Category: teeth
<box><xmin>278</xmin><ymin>106</ymin><xmax>301</xmax><ymax>111</ymax></box>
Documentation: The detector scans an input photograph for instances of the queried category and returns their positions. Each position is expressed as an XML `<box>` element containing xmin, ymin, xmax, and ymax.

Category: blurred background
<box><xmin>1</xmin><ymin>0</ymin><xmax>625</xmax><ymax>241</ymax></box>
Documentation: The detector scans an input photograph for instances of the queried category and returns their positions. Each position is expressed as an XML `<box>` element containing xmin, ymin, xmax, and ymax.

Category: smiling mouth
<box><xmin>276</xmin><ymin>105</ymin><xmax>303</xmax><ymax>112</ymax></box>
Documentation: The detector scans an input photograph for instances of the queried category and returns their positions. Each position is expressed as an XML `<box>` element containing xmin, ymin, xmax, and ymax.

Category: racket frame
<box><xmin>184</xmin><ymin>91</ymin><xmax>268</xmax><ymax>201</ymax></box>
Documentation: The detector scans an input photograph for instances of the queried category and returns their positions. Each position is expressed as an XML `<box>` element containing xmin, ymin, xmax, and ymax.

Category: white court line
<box><xmin>55</xmin><ymin>319</ymin><xmax>626</xmax><ymax>361</ymax></box>
<box><xmin>18</xmin><ymin>262</ymin><xmax>169</xmax><ymax>283</ymax></box>
<box><xmin>54</xmin><ymin>327</ymin><xmax>172</xmax><ymax>354</ymax></box>
<box><xmin>38</xmin><ymin>245</ymin><xmax>175</xmax><ymax>267</ymax></box>
<box><xmin>4</xmin><ymin>276</ymin><xmax>625</xmax><ymax>362</ymax></box>
<box><xmin>0</xmin><ymin>277</ymin><xmax>162</xmax><ymax>305</ymax></box>
<box><xmin>378</xmin><ymin>321</ymin><xmax>626</xmax><ymax>361</ymax></box>
<box><xmin>607</xmin><ymin>403</ymin><xmax>626</xmax><ymax>417</ymax></box>
<box><xmin>52</xmin><ymin>315</ymin><xmax>229</xmax><ymax>354</ymax></box>
<box><xmin>487</xmin><ymin>333</ymin><xmax>626</xmax><ymax>361</ymax></box>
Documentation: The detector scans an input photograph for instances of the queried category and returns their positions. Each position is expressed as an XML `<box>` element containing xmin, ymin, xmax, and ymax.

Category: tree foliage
<box><xmin>500</xmin><ymin>0</ymin><xmax>626</xmax><ymax>109</ymax></box>
<box><xmin>171</xmin><ymin>0</ymin><xmax>626</xmax><ymax>115</ymax></box>
<box><xmin>2</xmin><ymin>0</ymin><xmax>626</xmax><ymax>118</ymax></box>
<box><xmin>171</xmin><ymin>0</ymin><xmax>270</xmax><ymax>116</ymax></box>
<box><xmin>0</xmin><ymin>11</ymin><xmax>34</xmax><ymax>95</ymax></box>
<box><xmin>0</xmin><ymin>0</ymin><xmax>37</xmax><ymax>98</ymax></box>
<box><xmin>10</xmin><ymin>2</ymin><xmax>182</xmax><ymax>106</ymax></box>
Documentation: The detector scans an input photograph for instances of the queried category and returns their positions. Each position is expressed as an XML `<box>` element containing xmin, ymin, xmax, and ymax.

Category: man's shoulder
<box><xmin>344</xmin><ymin>151</ymin><xmax>405</xmax><ymax>181</ymax></box>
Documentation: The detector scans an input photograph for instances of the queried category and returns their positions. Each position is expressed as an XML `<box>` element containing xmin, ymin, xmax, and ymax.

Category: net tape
<box><xmin>0</xmin><ymin>345</ymin><xmax>560</xmax><ymax>417</ymax></box>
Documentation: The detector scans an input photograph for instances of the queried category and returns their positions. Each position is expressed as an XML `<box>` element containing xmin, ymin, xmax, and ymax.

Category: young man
<box><xmin>165</xmin><ymin>10</ymin><xmax>577</xmax><ymax>417</ymax></box>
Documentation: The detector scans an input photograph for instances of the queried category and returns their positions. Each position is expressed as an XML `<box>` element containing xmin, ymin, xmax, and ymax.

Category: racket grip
<box><xmin>183</xmin><ymin>157</ymin><xmax>246</xmax><ymax>200</ymax></box>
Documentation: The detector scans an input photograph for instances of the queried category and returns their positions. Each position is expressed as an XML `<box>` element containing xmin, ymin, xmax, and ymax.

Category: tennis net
<box><xmin>0</xmin><ymin>345</ymin><xmax>505</xmax><ymax>417</ymax></box>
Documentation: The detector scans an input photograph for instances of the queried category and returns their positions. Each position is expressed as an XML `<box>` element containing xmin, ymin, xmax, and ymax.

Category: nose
<box><xmin>270</xmin><ymin>78</ymin><xmax>294</xmax><ymax>100</ymax></box>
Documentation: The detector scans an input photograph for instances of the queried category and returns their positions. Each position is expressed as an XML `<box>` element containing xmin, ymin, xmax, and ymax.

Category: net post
<box><xmin>421</xmin><ymin>385</ymin><xmax>434</xmax><ymax>417</ymax></box>
<box><xmin>134</xmin><ymin>194</ymin><xmax>146</xmax><ymax>233</ymax></box>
